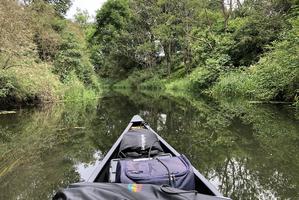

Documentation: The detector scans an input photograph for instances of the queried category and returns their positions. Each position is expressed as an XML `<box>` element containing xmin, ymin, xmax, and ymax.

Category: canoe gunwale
<box><xmin>87</xmin><ymin>121</ymin><xmax>134</xmax><ymax>182</ymax></box>
<box><xmin>145</xmin><ymin>123</ymin><xmax>223</xmax><ymax>197</ymax></box>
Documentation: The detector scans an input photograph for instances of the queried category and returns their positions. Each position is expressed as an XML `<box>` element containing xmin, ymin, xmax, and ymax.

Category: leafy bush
<box><xmin>0</xmin><ymin>64</ymin><xmax>63</xmax><ymax>104</ymax></box>
<box><xmin>211</xmin><ymin>70</ymin><xmax>254</xmax><ymax>97</ymax></box>
<box><xmin>54</xmin><ymin>31</ymin><xmax>85</xmax><ymax>82</ymax></box>
<box><xmin>139</xmin><ymin>76</ymin><xmax>165</xmax><ymax>90</ymax></box>
<box><xmin>113</xmin><ymin>69</ymin><xmax>164</xmax><ymax>90</ymax></box>
<box><xmin>113</xmin><ymin>79</ymin><xmax>131</xmax><ymax>89</ymax></box>
<box><xmin>0</xmin><ymin>0</ymin><xmax>36</xmax><ymax>69</ymax></box>
<box><xmin>189</xmin><ymin>67</ymin><xmax>219</xmax><ymax>91</ymax></box>
<box><xmin>165</xmin><ymin>67</ymin><xmax>220</xmax><ymax>93</ymax></box>
<box><xmin>53</xmin><ymin>23</ymin><xmax>99</xmax><ymax>89</ymax></box>
<box><xmin>0</xmin><ymin>0</ymin><xmax>101</xmax><ymax>106</ymax></box>
<box><xmin>0</xmin><ymin>72</ymin><xmax>16</xmax><ymax>98</ymax></box>
<box><xmin>228</xmin><ymin>2</ymin><xmax>289</xmax><ymax>67</ymax></box>
<box><xmin>64</xmin><ymin>72</ymin><xmax>98</xmax><ymax>102</ymax></box>
<box><xmin>165</xmin><ymin>78</ymin><xmax>191</xmax><ymax>92</ymax></box>
<box><xmin>249</xmin><ymin>17</ymin><xmax>299</xmax><ymax>101</ymax></box>
<box><xmin>212</xmin><ymin>17</ymin><xmax>299</xmax><ymax>102</ymax></box>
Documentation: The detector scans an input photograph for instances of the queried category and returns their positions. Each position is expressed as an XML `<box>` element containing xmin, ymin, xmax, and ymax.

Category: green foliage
<box><xmin>166</xmin><ymin>67</ymin><xmax>222</xmax><ymax>92</ymax></box>
<box><xmin>189</xmin><ymin>67</ymin><xmax>220</xmax><ymax>91</ymax></box>
<box><xmin>212</xmin><ymin>16</ymin><xmax>299</xmax><ymax>101</ymax></box>
<box><xmin>249</xmin><ymin>25</ymin><xmax>299</xmax><ymax>101</ymax></box>
<box><xmin>27</xmin><ymin>1</ymin><xmax>100</xmax><ymax>90</ymax></box>
<box><xmin>0</xmin><ymin>72</ymin><xmax>16</xmax><ymax>98</ymax></box>
<box><xmin>0</xmin><ymin>64</ymin><xmax>63</xmax><ymax>104</ymax></box>
<box><xmin>54</xmin><ymin>31</ymin><xmax>84</xmax><ymax>82</ymax></box>
<box><xmin>0</xmin><ymin>0</ymin><xmax>101</xmax><ymax>105</ymax></box>
<box><xmin>165</xmin><ymin>78</ymin><xmax>191</xmax><ymax>92</ymax></box>
<box><xmin>0</xmin><ymin>0</ymin><xmax>36</xmax><ymax>69</ymax></box>
<box><xmin>95</xmin><ymin>0</ymin><xmax>130</xmax><ymax>36</ymax></box>
<box><xmin>89</xmin><ymin>0</ymin><xmax>298</xmax><ymax>103</ymax></box>
<box><xmin>113</xmin><ymin>69</ymin><xmax>164</xmax><ymax>90</ymax></box>
<box><xmin>211</xmin><ymin>70</ymin><xmax>254</xmax><ymax>97</ymax></box>
<box><xmin>24</xmin><ymin>0</ymin><xmax>72</xmax><ymax>16</ymax></box>
<box><xmin>74</xmin><ymin>9</ymin><xmax>90</xmax><ymax>28</ymax></box>
<box><xmin>47</xmin><ymin>0</ymin><xmax>72</xmax><ymax>16</ymax></box>
<box><xmin>13</xmin><ymin>0</ymin><xmax>287</xmax><ymax>104</ymax></box>
<box><xmin>139</xmin><ymin>76</ymin><xmax>165</xmax><ymax>90</ymax></box>
<box><xmin>63</xmin><ymin>72</ymin><xmax>99</xmax><ymax>102</ymax></box>
<box><xmin>29</xmin><ymin>1</ymin><xmax>65</xmax><ymax>61</ymax></box>
<box><xmin>31</xmin><ymin>2</ymin><xmax>100</xmax><ymax>89</ymax></box>
<box><xmin>229</xmin><ymin>14</ymin><xmax>288</xmax><ymax>67</ymax></box>
<box><xmin>191</xmin><ymin>29</ymin><xmax>233</xmax><ymax>69</ymax></box>
<box><xmin>91</xmin><ymin>0</ymin><xmax>139</xmax><ymax>77</ymax></box>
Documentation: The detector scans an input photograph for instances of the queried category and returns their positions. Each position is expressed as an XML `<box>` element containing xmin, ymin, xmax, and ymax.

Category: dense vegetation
<box><xmin>0</xmin><ymin>0</ymin><xmax>100</xmax><ymax>106</ymax></box>
<box><xmin>1</xmin><ymin>0</ymin><xmax>298</xmax><ymax>106</ymax></box>
<box><xmin>90</xmin><ymin>0</ymin><xmax>298</xmax><ymax>105</ymax></box>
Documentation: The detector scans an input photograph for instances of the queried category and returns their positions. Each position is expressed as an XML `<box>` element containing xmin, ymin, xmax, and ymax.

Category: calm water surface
<box><xmin>0</xmin><ymin>91</ymin><xmax>298</xmax><ymax>199</ymax></box>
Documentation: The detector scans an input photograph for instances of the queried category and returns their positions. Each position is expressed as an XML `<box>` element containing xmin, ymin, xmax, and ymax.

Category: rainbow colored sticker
<box><xmin>127</xmin><ymin>184</ymin><xmax>143</xmax><ymax>192</ymax></box>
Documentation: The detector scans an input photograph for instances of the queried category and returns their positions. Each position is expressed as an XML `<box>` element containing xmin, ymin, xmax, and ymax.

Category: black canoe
<box><xmin>54</xmin><ymin>115</ymin><xmax>231</xmax><ymax>200</ymax></box>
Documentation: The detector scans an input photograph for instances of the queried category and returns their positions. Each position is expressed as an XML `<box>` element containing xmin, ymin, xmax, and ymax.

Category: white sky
<box><xmin>66</xmin><ymin>0</ymin><xmax>107</xmax><ymax>20</ymax></box>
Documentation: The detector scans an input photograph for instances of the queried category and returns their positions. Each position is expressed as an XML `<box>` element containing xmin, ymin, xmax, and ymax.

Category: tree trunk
<box><xmin>221</xmin><ymin>0</ymin><xmax>233</xmax><ymax>31</ymax></box>
<box><xmin>2</xmin><ymin>55</ymin><xmax>12</xmax><ymax>69</ymax></box>
<box><xmin>167</xmin><ymin>43</ymin><xmax>171</xmax><ymax>75</ymax></box>
<box><xmin>236</xmin><ymin>0</ymin><xmax>242</xmax><ymax>9</ymax></box>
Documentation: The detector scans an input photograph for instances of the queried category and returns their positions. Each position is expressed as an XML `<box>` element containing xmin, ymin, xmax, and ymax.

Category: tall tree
<box><xmin>74</xmin><ymin>8</ymin><xmax>90</xmax><ymax>28</ymax></box>
<box><xmin>221</xmin><ymin>0</ymin><xmax>233</xmax><ymax>31</ymax></box>
<box><xmin>23</xmin><ymin>0</ymin><xmax>72</xmax><ymax>15</ymax></box>
<box><xmin>92</xmin><ymin>0</ymin><xmax>134</xmax><ymax>77</ymax></box>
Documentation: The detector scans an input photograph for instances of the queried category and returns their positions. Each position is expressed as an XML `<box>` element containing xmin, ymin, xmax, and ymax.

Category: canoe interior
<box><xmin>88</xmin><ymin>117</ymin><xmax>220</xmax><ymax>197</ymax></box>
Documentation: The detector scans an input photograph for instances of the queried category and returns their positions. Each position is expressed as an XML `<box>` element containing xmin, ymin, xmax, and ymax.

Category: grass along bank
<box><xmin>0</xmin><ymin>66</ymin><xmax>102</xmax><ymax>106</ymax></box>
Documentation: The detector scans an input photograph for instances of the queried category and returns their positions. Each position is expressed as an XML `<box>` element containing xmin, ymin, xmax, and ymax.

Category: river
<box><xmin>0</xmin><ymin>90</ymin><xmax>298</xmax><ymax>199</ymax></box>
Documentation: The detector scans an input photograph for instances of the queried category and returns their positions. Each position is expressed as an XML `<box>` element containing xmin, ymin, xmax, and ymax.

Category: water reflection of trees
<box><xmin>216</xmin><ymin>99</ymin><xmax>299</xmax><ymax>199</ymax></box>
<box><xmin>0</xmin><ymin>101</ymin><xmax>100</xmax><ymax>199</ymax></box>
<box><xmin>0</xmin><ymin>91</ymin><xmax>298</xmax><ymax>199</ymax></box>
<box><xmin>115</xmin><ymin>90</ymin><xmax>299</xmax><ymax>199</ymax></box>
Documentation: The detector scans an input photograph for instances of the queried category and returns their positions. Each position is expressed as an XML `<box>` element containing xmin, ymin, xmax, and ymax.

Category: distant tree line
<box><xmin>90</xmin><ymin>0</ymin><xmax>296</xmax><ymax>75</ymax></box>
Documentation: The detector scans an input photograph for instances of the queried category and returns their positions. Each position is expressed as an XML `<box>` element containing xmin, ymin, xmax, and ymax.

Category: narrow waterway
<box><xmin>0</xmin><ymin>90</ymin><xmax>298</xmax><ymax>199</ymax></box>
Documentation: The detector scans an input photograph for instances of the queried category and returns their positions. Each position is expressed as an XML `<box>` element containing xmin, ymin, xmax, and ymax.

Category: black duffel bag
<box><xmin>118</xmin><ymin>129</ymin><xmax>163</xmax><ymax>158</ymax></box>
<box><xmin>53</xmin><ymin>183</ymin><xmax>229</xmax><ymax>200</ymax></box>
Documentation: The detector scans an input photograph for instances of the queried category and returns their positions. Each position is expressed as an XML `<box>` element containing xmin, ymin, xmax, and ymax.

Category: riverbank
<box><xmin>0</xmin><ymin>66</ymin><xmax>102</xmax><ymax>107</ymax></box>
<box><xmin>112</xmin><ymin>64</ymin><xmax>299</xmax><ymax>109</ymax></box>
<box><xmin>0</xmin><ymin>1</ymin><xmax>102</xmax><ymax>107</ymax></box>
<box><xmin>112</xmin><ymin>16</ymin><xmax>299</xmax><ymax>108</ymax></box>
<box><xmin>91</xmin><ymin>2</ymin><xmax>298</xmax><ymax>108</ymax></box>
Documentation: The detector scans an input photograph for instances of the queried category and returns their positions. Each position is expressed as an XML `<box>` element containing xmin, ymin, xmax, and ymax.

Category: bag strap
<box><xmin>148</xmin><ymin>140</ymin><xmax>160</xmax><ymax>158</ymax></box>
<box><xmin>160</xmin><ymin>185</ymin><xmax>198</xmax><ymax>195</ymax></box>
<box><xmin>156</xmin><ymin>157</ymin><xmax>176</xmax><ymax>187</ymax></box>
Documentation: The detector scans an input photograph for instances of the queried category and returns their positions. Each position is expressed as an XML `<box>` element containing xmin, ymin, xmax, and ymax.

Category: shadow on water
<box><xmin>0</xmin><ymin>90</ymin><xmax>298</xmax><ymax>199</ymax></box>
